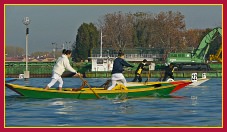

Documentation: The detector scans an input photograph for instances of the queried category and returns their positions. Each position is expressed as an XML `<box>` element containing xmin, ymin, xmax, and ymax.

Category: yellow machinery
<box><xmin>209</xmin><ymin>45</ymin><xmax>222</xmax><ymax>62</ymax></box>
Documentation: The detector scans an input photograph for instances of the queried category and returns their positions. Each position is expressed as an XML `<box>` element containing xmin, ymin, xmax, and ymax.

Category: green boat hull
<box><xmin>5</xmin><ymin>80</ymin><xmax>191</xmax><ymax>99</ymax></box>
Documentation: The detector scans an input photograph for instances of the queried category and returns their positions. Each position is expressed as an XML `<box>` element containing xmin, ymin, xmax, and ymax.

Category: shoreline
<box><xmin>6</xmin><ymin>71</ymin><xmax>222</xmax><ymax>78</ymax></box>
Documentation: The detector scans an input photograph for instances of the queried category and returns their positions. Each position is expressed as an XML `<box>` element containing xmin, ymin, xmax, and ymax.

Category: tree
<box><xmin>99</xmin><ymin>11</ymin><xmax>186</xmax><ymax>53</ymax></box>
<box><xmin>72</xmin><ymin>11</ymin><xmax>218</xmax><ymax>62</ymax></box>
<box><xmin>152</xmin><ymin>11</ymin><xmax>186</xmax><ymax>54</ymax></box>
<box><xmin>132</xmin><ymin>12</ymin><xmax>156</xmax><ymax>48</ymax></box>
<box><xmin>100</xmin><ymin>11</ymin><xmax>134</xmax><ymax>51</ymax></box>
<box><xmin>72</xmin><ymin>23</ymin><xmax>98</xmax><ymax>62</ymax></box>
<box><xmin>183</xmin><ymin>29</ymin><xmax>207</xmax><ymax>51</ymax></box>
<box><xmin>6</xmin><ymin>45</ymin><xmax>24</xmax><ymax>57</ymax></box>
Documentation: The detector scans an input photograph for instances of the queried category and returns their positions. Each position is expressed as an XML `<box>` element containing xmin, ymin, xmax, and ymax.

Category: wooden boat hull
<box><xmin>5</xmin><ymin>80</ymin><xmax>191</xmax><ymax>99</ymax></box>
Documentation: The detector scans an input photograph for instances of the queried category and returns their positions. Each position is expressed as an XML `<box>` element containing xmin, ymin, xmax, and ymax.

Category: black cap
<box><xmin>143</xmin><ymin>59</ymin><xmax>147</xmax><ymax>62</ymax></box>
<box><xmin>118</xmin><ymin>50</ymin><xmax>124</xmax><ymax>57</ymax></box>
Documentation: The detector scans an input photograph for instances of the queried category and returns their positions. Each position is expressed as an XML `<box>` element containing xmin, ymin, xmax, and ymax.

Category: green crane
<box><xmin>166</xmin><ymin>27</ymin><xmax>222</xmax><ymax>71</ymax></box>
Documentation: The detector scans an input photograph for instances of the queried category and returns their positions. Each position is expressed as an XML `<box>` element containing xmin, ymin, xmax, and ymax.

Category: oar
<box><xmin>78</xmin><ymin>75</ymin><xmax>101</xmax><ymax>99</ymax></box>
<box><xmin>61</xmin><ymin>71</ymin><xmax>77</xmax><ymax>78</ymax></box>
<box><xmin>145</xmin><ymin>63</ymin><xmax>154</xmax><ymax>83</ymax></box>
<box><xmin>148</xmin><ymin>69</ymin><xmax>151</xmax><ymax>82</ymax></box>
<box><xmin>157</xmin><ymin>71</ymin><xmax>164</xmax><ymax>81</ymax></box>
<box><xmin>145</xmin><ymin>70</ymin><xmax>150</xmax><ymax>83</ymax></box>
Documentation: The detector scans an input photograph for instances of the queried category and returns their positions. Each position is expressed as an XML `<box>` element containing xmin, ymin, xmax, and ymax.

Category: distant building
<box><xmin>89</xmin><ymin>57</ymin><xmax>115</xmax><ymax>72</ymax></box>
<box><xmin>6</xmin><ymin>56</ymin><xmax>55</xmax><ymax>62</ymax></box>
<box><xmin>89</xmin><ymin>48</ymin><xmax>163</xmax><ymax>71</ymax></box>
<box><xmin>6</xmin><ymin>57</ymin><xmax>24</xmax><ymax>62</ymax></box>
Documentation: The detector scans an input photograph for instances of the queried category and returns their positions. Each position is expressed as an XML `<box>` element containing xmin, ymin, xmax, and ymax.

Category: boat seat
<box><xmin>112</xmin><ymin>84</ymin><xmax>128</xmax><ymax>90</ymax></box>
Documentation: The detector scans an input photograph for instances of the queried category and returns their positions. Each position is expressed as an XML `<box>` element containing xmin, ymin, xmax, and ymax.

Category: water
<box><xmin>5</xmin><ymin>78</ymin><xmax>222</xmax><ymax>127</ymax></box>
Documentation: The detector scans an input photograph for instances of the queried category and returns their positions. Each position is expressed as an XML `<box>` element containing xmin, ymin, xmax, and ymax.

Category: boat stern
<box><xmin>5</xmin><ymin>83</ymin><xmax>24</xmax><ymax>96</ymax></box>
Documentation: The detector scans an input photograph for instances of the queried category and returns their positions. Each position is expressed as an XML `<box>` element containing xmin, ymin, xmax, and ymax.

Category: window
<box><xmin>97</xmin><ymin>59</ymin><xmax>103</xmax><ymax>64</ymax></box>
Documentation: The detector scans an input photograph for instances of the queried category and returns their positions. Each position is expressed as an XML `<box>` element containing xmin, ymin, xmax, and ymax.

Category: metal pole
<box><xmin>23</xmin><ymin>17</ymin><xmax>30</xmax><ymax>80</ymax></box>
<box><xmin>100</xmin><ymin>30</ymin><xmax>103</xmax><ymax>57</ymax></box>
<box><xmin>25</xmin><ymin>26</ymin><xmax>28</xmax><ymax>71</ymax></box>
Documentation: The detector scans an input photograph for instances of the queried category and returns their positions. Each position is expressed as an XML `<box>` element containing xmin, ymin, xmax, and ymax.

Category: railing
<box><xmin>5</xmin><ymin>67</ymin><xmax>222</xmax><ymax>78</ymax></box>
<box><xmin>90</xmin><ymin>53</ymin><xmax>164</xmax><ymax>60</ymax></box>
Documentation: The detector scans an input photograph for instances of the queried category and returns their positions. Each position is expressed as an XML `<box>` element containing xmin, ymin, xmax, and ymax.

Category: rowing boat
<box><xmin>5</xmin><ymin>78</ymin><xmax>18</xmax><ymax>83</ymax></box>
<box><xmin>189</xmin><ymin>78</ymin><xmax>209</xmax><ymax>86</ymax></box>
<box><xmin>166</xmin><ymin>78</ymin><xmax>209</xmax><ymax>87</ymax></box>
<box><xmin>166</xmin><ymin>73</ymin><xmax>209</xmax><ymax>87</ymax></box>
<box><xmin>5</xmin><ymin>80</ymin><xmax>191</xmax><ymax>99</ymax></box>
<box><xmin>189</xmin><ymin>73</ymin><xmax>209</xmax><ymax>86</ymax></box>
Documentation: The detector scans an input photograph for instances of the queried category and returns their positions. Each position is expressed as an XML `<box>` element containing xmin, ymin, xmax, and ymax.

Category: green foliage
<box><xmin>73</xmin><ymin>62</ymin><xmax>92</xmax><ymax>74</ymax></box>
<box><xmin>72</xmin><ymin>23</ymin><xmax>99</xmax><ymax>62</ymax></box>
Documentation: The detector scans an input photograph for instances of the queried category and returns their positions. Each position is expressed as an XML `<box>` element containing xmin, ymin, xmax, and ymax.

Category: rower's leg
<box><xmin>44</xmin><ymin>86</ymin><xmax>50</xmax><ymax>90</ymax></box>
<box><xmin>45</xmin><ymin>78</ymin><xmax>58</xmax><ymax>90</ymax></box>
<box><xmin>58</xmin><ymin>87</ymin><xmax>62</xmax><ymax>91</ymax></box>
<box><xmin>162</xmin><ymin>74</ymin><xmax>168</xmax><ymax>81</ymax></box>
<box><xmin>138</xmin><ymin>75</ymin><xmax>142</xmax><ymax>82</ymax></box>
<box><xmin>132</xmin><ymin>74</ymin><xmax>139</xmax><ymax>82</ymax></box>
<box><xmin>107</xmin><ymin>80</ymin><xmax>117</xmax><ymax>90</ymax></box>
<box><xmin>58</xmin><ymin>78</ymin><xmax>63</xmax><ymax>91</ymax></box>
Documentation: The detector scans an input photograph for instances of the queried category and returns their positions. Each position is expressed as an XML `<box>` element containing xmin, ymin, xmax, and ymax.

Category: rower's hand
<box><xmin>74</xmin><ymin>73</ymin><xmax>82</xmax><ymax>77</ymax></box>
<box><xmin>83</xmin><ymin>80</ymin><xmax>88</xmax><ymax>84</ymax></box>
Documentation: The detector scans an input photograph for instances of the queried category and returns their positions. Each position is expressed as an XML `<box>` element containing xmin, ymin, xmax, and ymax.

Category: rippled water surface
<box><xmin>5</xmin><ymin>78</ymin><xmax>222</xmax><ymax>127</ymax></box>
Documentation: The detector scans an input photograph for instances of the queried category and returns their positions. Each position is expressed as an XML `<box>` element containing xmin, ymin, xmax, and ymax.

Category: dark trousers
<box><xmin>132</xmin><ymin>74</ymin><xmax>142</xmax><ymax>82</ymax></box>
<box><xmin>162</xmin><ymin>73</ymin><xmax>174</xmax><ymax>81</ymax></box>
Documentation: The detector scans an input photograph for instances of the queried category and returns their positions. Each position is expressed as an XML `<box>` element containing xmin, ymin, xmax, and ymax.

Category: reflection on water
<box><xmin>191</xmin><ymin>96</ymin><xmax>198</xmax><ymax>106</ymax></box>
<box><xmin>5</xmin><ymin>78</ymin><xmax>222</xmax><ymax>127</ymax></box>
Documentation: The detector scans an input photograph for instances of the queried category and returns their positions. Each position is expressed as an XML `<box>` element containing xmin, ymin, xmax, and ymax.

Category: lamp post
<box><xmin>107</xmin><ymin>50</ymin><xmax>109</xmax><ymax>57</ymax></box>
<box><xmin>100</xmin><ymin>29</ymin><xmax>106</xmax><ymax>58</ymax></box>
<box><xmin>100</xmin><ymin>29</ymin><xmax>103</xmax><ymax>57</ymax></box>
<box><xmin>23</xmin><ymin>17</ymin><xmax>30</xmax><ymax>80</ymax></box>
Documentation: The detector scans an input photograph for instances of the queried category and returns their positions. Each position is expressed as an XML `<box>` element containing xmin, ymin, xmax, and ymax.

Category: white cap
<box><xmin>165</xmin><ymin>63</ymin><xmax>169</xmax><ymax>66</ymax></box>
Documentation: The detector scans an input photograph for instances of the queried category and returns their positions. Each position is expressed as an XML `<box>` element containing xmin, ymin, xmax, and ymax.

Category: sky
<box><xmin>5</xmin><ymin>5</ymin><xmax>222</xmax><ymax>53</ymax></box>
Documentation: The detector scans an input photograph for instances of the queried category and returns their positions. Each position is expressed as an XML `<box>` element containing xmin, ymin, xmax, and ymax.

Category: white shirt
<box><xmin>52</xmin><ymin>55</ymin><xmax>77</xmax><ymax>75</ymax></box>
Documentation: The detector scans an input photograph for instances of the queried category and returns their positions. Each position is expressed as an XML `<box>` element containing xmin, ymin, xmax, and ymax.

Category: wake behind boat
<box><xmin>5</xmin><ymin>80</ymin><xmax>191</xmax><ymax>99</ymax></box>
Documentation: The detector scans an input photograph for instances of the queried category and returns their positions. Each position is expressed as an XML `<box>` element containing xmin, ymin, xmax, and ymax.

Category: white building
<box><xmin>89</xmin><ymin>55</ymin><xmax>156</xmax><ymax>72</ymax></box>
<box><xmin>89</xmin><ymin>57</ymin><xmax>115</xmax><ymax>71</ymax></box>
<box><xmin>89</xmin><ymin>45</ymin><xmax>164</xmax><ymax>71</ymax></box>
